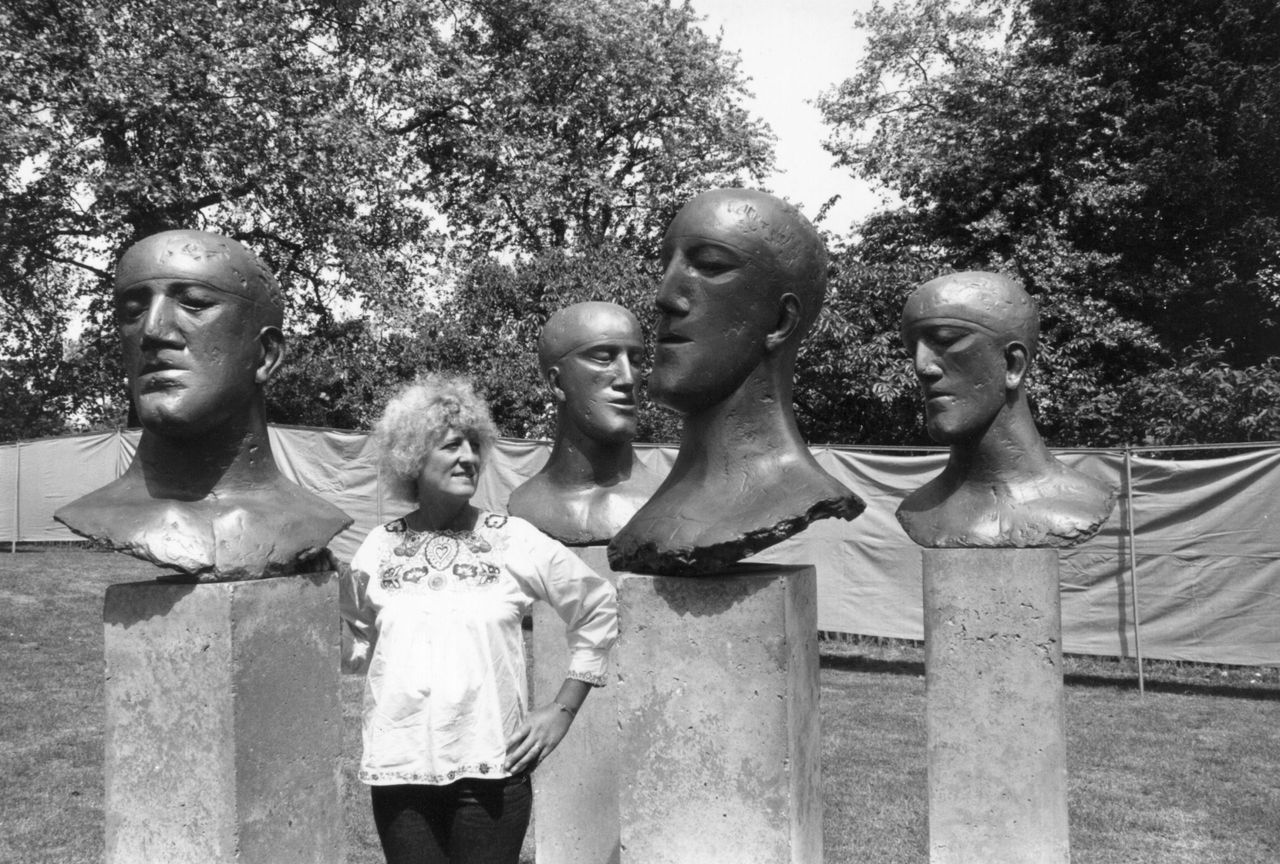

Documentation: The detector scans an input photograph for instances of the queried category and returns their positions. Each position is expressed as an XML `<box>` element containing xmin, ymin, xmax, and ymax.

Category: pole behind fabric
<box><xmin>1124</xmin><ymin>446</ymin><xmax>1145</xmax><ymax>695</ymax></box>
<box><xmin>11</xmin><ymin>441</ymin><xmax>19</xmax><ymax>553</ymax></box>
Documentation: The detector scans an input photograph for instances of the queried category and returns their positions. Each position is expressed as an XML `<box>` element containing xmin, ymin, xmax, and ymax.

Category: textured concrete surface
<box><xmin>923</xmin><ymin>548</ymin><xmax>1069</xmax><ymax>864</ymax></box>
<box><xmin>615</xmin><ymin>566</ymin><xmax>820</xmax><ymax>864</ymax></box>
<box><xmin>103</xmin><ymin>574</ymin><xmax>342</xmax><ymax>864</ymax></box>
<box><xmin>532</xmin><ymin>545</ymin><xmax>620</xmax><ymax>864</ymax></box>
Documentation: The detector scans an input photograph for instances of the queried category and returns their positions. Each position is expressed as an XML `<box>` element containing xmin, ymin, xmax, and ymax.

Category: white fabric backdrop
<box><xmin>2</xmin><ymin>428</ymin><xmax>1277</xmax><ymax>665</ymax></box>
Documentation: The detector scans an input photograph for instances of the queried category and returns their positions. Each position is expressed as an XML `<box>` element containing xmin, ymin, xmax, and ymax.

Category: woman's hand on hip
<box><xmin>504</xmin><ymin>704</ymin><xmax>574</xmax><ymax>773</ymax></box>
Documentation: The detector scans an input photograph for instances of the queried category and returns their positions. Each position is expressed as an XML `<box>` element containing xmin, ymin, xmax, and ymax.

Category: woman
<box><xmin>341</xmin><ymin>373</ymin><xmax>617</xmax><ymax>864</ymax></box>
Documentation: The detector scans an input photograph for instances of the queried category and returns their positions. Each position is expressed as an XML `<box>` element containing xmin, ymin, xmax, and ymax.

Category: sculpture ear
<box><xmin>547</xmin><ymin>366</ymin><xmax>567</xmax><ymax>403</ymax></box>
<box><xmin>765</xmin><ymin>293</ymin><xmax>802</xmax><ymax>353</ymax></box>
<box><xmin>256</xmin><ymin>326</ymin><xmax>285</xmax><ymax>385</ymax></box>
<box><xmin>1005</xmin><ymin>341</ymin><xmax>1029</xmax><ymax>390</ymax></box>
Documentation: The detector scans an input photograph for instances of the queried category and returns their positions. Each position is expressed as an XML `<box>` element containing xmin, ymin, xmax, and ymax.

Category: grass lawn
<box><xmin>3</xmin><ymin>547</ymin><xmax>1278</xmax><ymax>863</ymax></box>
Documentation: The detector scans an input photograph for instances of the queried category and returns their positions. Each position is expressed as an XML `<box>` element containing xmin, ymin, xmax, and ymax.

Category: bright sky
<box><xmin>690</xmin><ymin>0</ymin><xmax>891</xmax><ymax>233</ymax></box>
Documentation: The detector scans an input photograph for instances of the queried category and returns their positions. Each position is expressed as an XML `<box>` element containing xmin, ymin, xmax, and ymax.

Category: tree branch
<box><xmin>162</xmin><ymin>181</ymin><xmax>258</xmax><ymax>219</ymax></box>
<box><xmin>390</xmin><ymin>102</ymin><xmax>470</xmax><ymax>135</ymax></box>
<box><xmin>30</xmin><ymin>252</ymin><xmax>111</xmax><ymax>280</ymax></box>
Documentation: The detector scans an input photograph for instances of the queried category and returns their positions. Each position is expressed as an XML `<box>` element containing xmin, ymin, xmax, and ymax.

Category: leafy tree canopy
<box><xmin>816</xmin><ymin>0</ymin><xmax>1280</xmax><ymax>446</ymax></box>
<box><xmin>406</xmin><ymin>0</ymin><xmax>774</xmax><ymax>257</ymax></box>
<box><xmin>0</xmin><ymin>0</ymin><xmax>772</xmax><ymax>439</ymax></box>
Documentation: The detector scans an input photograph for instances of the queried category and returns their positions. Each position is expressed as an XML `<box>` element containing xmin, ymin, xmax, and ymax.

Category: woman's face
<box><xmin>416</xmin><ymin>427</ymin><xmax>481</xmax><ymax>503</ymax></box>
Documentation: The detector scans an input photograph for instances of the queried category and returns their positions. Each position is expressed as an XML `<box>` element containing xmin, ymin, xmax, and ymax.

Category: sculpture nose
<box><xmin>655</xmin><ymin>261</ymin><xmax>691</xmax><ymax>316</ymax></box>
<box><xmin>654</xmin><ymin>283</ymin><xmax>678</xmax><ymax>315</ymax></box>
<box><xmin>140</xmin><ymin>294</ymin><xmax>181</xmax><ymax>345</ymax></box>
<box><xmin>913</xmin><ymin>342</ymin><xmax>942</xmax><ymax>379</ymax></box>
<box><xmin>614</xmin><ymin>354</ymin><xmax>635</xmax><ymax>388</ymax></box>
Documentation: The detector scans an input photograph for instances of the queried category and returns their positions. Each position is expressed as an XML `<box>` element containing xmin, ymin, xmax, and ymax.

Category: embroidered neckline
<box><xmin>389</xmin><ymin>512</ymin><xmax>507</xmax><ymax>537</ymax></box>
<box><xmin>380</xmin><ymin>513</ymin><xmax>510</xmax><ymax>591</ymax></box>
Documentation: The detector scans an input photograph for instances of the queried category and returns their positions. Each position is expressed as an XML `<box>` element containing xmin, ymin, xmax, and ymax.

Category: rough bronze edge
<box><xmin>894</xmin><ymin>486</ymin><xmax>1117</xmax><ymax>550</ymax></box>
<box><xmin>608</xmin><ymin>493</ymin><xmax>865</xmax><ymax>576</ymax></box>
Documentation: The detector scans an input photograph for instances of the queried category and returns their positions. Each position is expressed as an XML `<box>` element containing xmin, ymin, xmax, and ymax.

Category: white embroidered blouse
<box><xmin>340</xmin><ymin>512</ymin><xmax>617</xmax><ymax>786</ymax></box>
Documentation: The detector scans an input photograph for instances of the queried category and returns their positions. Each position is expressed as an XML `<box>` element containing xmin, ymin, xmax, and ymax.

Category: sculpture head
<box><xmin>650</xmin><ymin>188</ymin><xmax>827</xmax><ymax>414</ymax></box>
<box><xmin>900</xmin><ymin>271</ymin><xmax>1038</xmax><ymax>444</ymax></box>
<box><xmin>538</xmin><ymin>302</ymin><xmax>643</xmax><ymax>445</ymax></box>
<box><xmin>114</xmin><ymin>230</ymin><xmax>285</xmax><ymax>440</ymax></box>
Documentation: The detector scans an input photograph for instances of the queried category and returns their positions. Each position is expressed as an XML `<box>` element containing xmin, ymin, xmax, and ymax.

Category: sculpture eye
<box><xmin>927</xmin><ymin>326</ymin><xmax>969</xmax><ymax>347</ymax></box>
<box><xmin>690</xmin><ymin>246</ymin><xmax>738</xmax><ymax>276</ymax></box>
<box><xmin>174</xmin><ymin>285</ymin><xmax>221</xmax><ymax>312</ymax></box>
<box><xmin>115</xmin><ymin>290</ymin><xmax>150</xmax><ymax>321</ymax></box>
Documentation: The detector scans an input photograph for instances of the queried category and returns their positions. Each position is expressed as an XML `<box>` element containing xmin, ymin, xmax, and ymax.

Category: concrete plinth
<box><xmin>103</xmin><ymin>574</ymin><xmax>342</xmax><ymax>864</ymax></box>
<box><xmin>532</xmin><ymin>545</ymin><xmax>620</xmax><ymax>864</ymax></box>
<box><xmin>923</xmin><ymin>548</ymin><xmax>1069</xmax><ymax>864</ymax></box>
<box><xmin>615</xmin><ymin>566</ymin><xmax>820</xmax><ymax>864</ymax></box>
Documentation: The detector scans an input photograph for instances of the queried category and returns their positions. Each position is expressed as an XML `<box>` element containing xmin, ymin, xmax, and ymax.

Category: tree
<box><xmin>403</xmin><ymin>245</ymin><xmax>683</xmax><ymax>443</ymax></box>
<box><xmin>404</xmin><ymin>0</ymin><xmax>774</xmax><ymax>258</ymax></box>
<box><xmin>0</xmin><ymin>0</ymin><xmax>772</xmax><ymax>439</ymax></box>
<box><xmin>1</xmin><ymin>0</ymin><xmax>445</xmax><ymax>435</ymax></box>
<box><xmin>794</xmin><ymin>223</ymin><xmax>939</xmax><ymax>445</ymax></box>
<box><xmin>816</xmin><ymin>0</ymin><xmax>1280</xmax><ymax>446</ymax></box>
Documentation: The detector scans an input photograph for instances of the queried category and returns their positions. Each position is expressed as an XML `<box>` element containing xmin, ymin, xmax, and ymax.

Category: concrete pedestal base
<box><xmin>615</xmin><ymin>566</ymin><xmax>820</xmax><ymax>864</ymax></box>
<box><xmin>532</xmin><ymin>545</ymin><xmax>620</xmax><ymax>864</ymax></box>
<box><xmin>923</xmin><ymin>548</ymin><xmax>1069</xmax><ymax>864</ymax></box>
<box><xmin>103</xmin><ymin>574</ymin><xmax>342</xmax><ymax>864</ymax></box>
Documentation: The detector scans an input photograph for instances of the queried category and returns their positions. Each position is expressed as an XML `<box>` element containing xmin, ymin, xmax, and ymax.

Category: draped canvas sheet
<box><xmin>2</xmin><ymin>429</ymin><xmax>1277</xmax><ymax>665</ymax></box>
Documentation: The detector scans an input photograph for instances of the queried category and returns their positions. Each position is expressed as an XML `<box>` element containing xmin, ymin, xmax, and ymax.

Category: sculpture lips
<box><xmin>655</xmin><ymin>317</ymin><xmax>689</xmax><ymax>342</ymax></box>
<box><xmin>138</xmin><ymin>358</ymin><xmax>186</xmax><ymax>390</ymax></box>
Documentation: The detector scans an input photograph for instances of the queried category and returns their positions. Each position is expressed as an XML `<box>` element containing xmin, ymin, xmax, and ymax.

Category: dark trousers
<box><xmin>370</xmin><ymin>774</ymin><xmax>533</xmax><ymax>864</ymax></box>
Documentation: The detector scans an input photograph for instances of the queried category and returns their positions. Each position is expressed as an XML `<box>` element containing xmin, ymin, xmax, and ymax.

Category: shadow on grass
<box><xmin>1061</xmin><ymin>672</ymin><xmax>1280</xmax><ymax>702</ymax></box>
<box><xmin>820</xmin><ymin>653</ymin><xmax>924</xmax><ymax>677</ymax></box>
<box><xmin>820</xmin><ymin>653</ymin><xmax>1280</xmax><ymax>702</ymax></box>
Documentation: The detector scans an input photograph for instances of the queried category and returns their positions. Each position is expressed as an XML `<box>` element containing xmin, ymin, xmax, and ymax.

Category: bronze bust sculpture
<box><xmin>895</xmin><ymin>271</ymin><xmax>1116</xmax><ymax>547</ymax></box>
<box><xmin>609</xmin><ymin>188</ymin><xmax>864</xmax><ymax>575</ymax></box>
<box><xmin>55</xmin><ymin>230</ymin><xmax>351</xmax><ymax>579</ymax></box>
<box><xmin>507</xmin><ymin>301</ymin><xmax>662</xmax><ymax>544</ymax></box>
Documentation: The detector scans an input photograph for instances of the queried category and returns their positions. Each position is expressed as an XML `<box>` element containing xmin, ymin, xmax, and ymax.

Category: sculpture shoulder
<box><xmin>1012</xmin><ymin>465</ymin><xmax>1117</xmax><ymax>545</ymax></box>
<box><xmin>270</xmin><ymin>480</ymin><xmax>353</xmax><ymax>533</ymax></box>
<box><xmin>507</xmin><ymin>475</ymin><xmax>580</xmax><ymax>542</ymax></box>
<box><xmin>896</xmin><ymin>464</ymin><xmax>1116</xmax><ymax>549</ymax></box>
<box><xmin>55</xmin><ymin>475</ymin><xmax>352</xmax><ymax>579</ymax></box>
<box><xmin>1025</xmin><ymin>463</ymin><xmax>1116</xmax><ymax>514</ymax></box>
<box><xmin>507</xmin><ymin>473</ymin><xmax>556</xmax><ymax>518</ymax></box>
<box><xmin>509</xmin><ymin>474</ymin><xmax>654</xmax><ymax>546</ymax></box>
<box><xmin>55</xmin><ymin>476</ymin><xmax>168</xmax><ymax>540</ymax></box>
<box><xmin>609</xmin><ymin>459</ymin><xmax>864</xmax><ymax>575</ymax></box>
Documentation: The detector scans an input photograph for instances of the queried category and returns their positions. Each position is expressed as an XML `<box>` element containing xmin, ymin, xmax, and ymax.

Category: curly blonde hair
<box><xmin>372</xmin><ymin>373</ymin><xmax>499</xmax><ymax>481</ymax></box>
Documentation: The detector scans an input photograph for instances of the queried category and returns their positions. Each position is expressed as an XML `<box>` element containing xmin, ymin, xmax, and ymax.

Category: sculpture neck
<box><xmin>544</xmin><ymin>418</ymin><xmax>635</xmax><ymax>489</ymax></box>
<box><xmin>130</xmin><ymin>401</ymin><xmax>280</xmax><ymax>500</ymax></box>
<box><xmin>944</xmin><ymin>396</ymin><xmax>1054</xmax><ymax>486</ymax></box>
<box><xmin>675</xmin><ymin>365</ymin><xmax>804</xmax><ymax>476</ymax></box>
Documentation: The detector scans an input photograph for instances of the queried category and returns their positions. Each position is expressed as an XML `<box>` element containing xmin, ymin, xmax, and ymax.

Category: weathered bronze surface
<box><xmin>896</xmin><ymin>271</ymin><xmax>1116</xmax><ymax>547</ymax></box>
<box><xmin>55</xmin><ymin>230</ymin><xmax>351</xmax><ymax>579</ymax></box>
<box><xmin>609</xmin><ymin>189</ymin><xmax>864</xmax><ymax>575</ymax></box>
<box><xmin>508</xmin><ymin>301</ymin><xmax>662</xmax><ymax>545</ymax></box>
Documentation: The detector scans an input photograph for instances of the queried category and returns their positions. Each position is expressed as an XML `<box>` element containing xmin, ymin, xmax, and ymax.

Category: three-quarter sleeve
<box><xmin>510</xmin><ymin>519</ymin><xmax>618</xmax><ymax>686</ymax></box>
<box><xmin>340</xmin><ymin>531</ymin><xmax>383</xmax><ymax>674</ymax></box>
